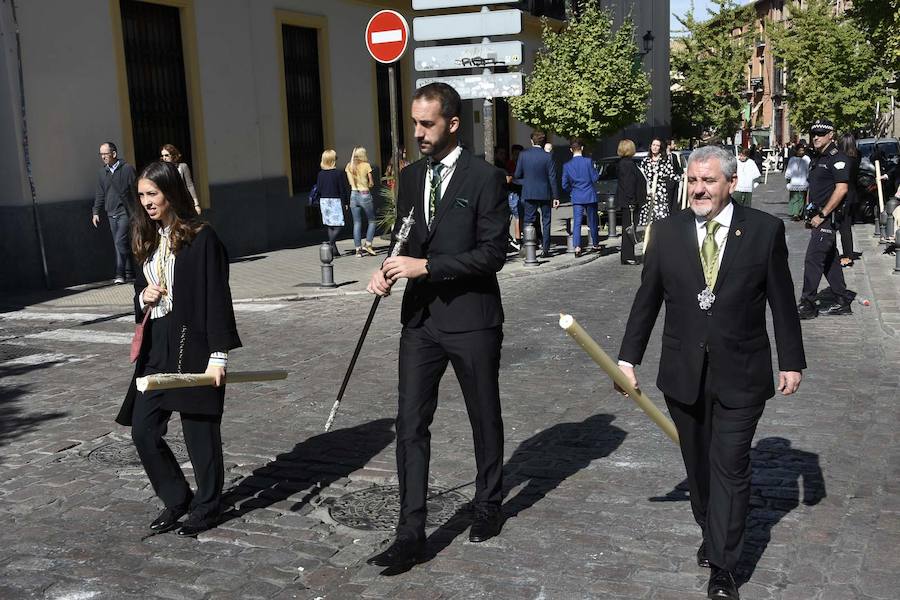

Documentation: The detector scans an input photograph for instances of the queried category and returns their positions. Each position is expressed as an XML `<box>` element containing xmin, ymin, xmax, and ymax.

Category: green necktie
<box><xmin>700</xmin><ymin>220</ymin><xmax>722</xmax><ymax>288</ymax></box>
<box><xmin>429</xmin><ymin>162</ymin><xmax>445</xmax><ymax>223</ymax></box>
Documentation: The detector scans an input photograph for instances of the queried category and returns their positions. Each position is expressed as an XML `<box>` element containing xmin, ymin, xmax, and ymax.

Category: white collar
<box><xmin>695</xmin><ymin>201</ymin><xmax>734</xmax><ymax>231</ymax></box>
<box><xmin>432</xmin><ymin>145</ymin><xmax>462</xmax><ymax>169</ymax></box>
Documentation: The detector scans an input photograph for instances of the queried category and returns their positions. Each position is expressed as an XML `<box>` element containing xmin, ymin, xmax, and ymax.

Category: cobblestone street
<box><xmin>1</xmin><ymin>181</ymin><xmax>898</xmax><ymax>599</ymax></box>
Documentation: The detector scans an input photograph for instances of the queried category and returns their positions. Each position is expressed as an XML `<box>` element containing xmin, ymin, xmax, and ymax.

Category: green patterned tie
<box><xmin>700</xmin><ymin>220</ymin><xmax>721</xmax><ymax>288</ymax></box>
<box><xmin>429</xmin><ymin>162</ymin><xmax>445</xmax><ymax>223</ymax></box>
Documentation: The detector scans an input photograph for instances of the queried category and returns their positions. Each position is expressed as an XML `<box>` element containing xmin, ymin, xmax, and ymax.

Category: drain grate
<box><xmin>0</xmin><ymin>344</ymin><xmax>44</xmax><ymax>363</ymax></box>
<box><xmin>87</xmin><ymin>439</ymin><xmax>189</xmax><ymax>468</ymax></box>
<box><xmin>329</xmin><ymin>484</ymin><xmax>470</xmax><ymax>531</ymax></box>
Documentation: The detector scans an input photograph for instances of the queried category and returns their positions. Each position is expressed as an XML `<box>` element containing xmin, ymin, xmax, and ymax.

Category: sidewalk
<box><xmin>0</xmin><ymin>204</ymin><xmax>616</xmax><ymax>309</ymax></box>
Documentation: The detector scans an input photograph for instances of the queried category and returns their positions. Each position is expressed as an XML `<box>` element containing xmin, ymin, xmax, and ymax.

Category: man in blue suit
<box><xmin>514</xmin><ymin>131</ymin><xmax>560</xmax><ymax>257</ymax></box>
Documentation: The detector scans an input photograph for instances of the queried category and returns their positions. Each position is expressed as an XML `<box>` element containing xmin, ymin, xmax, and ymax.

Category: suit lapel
<box><xmin>403</xmin><ymin>159</ymin><xmax>428</xmax><ymax>240</ymax></box>
<box><xmin>681</xmin><ymin>210</ymin><xmax>706</xmax><ymax>289</ymax></box>
<box><xmin>713</xmin><ymin>201</ymin><xmax>746</xmax><ymax>294</ymax></box>
<box><xmin>427</xmin><ymin>148</ymin><xmax>470</xmax><ymax>241</ymax></box>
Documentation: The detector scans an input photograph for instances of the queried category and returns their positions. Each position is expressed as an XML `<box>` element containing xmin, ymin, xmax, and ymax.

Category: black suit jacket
<box><xmin>116</xmin><ymin>226</ymin><xmax>242</xmax><ymax>425</ymax></box>
<box><xmin>392</xmin><ymin>148</ymin><xmax>508</xmax><ymax>333</ymax></box>
<box><xmin>618</xmin><ymin>203</ymin><xmax>806</xmax><ymax>407</ymax></box>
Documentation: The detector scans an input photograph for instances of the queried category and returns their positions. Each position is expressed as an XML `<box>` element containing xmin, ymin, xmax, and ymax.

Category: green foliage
<box><xmin>768</xmin><ymin>0</ymin><xmax>889</xmax><ymax>133</ymax></box>
<box><xmin>846</xmin><ymin>0</ymin><xmax>900</xmax><ymax>77</ymax></box>
<box><xmin>671</xmin><ymin>0</ymin><xmax>755</xmax><ymax>140</ymax></box>
<box><xmin>508</xmin><ymin>3</ymin><xmax>650</xmax><ymax>141</ymax></box>
<box><xmin>376</xmin><ymin>185</ymin><xmax>396</xmax><ymax>233</ymax></box>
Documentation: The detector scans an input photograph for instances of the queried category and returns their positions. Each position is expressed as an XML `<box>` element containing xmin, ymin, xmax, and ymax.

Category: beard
<box><xmin>690</xmin><ymin>199</ymin><xmax>713</xmax><ymax>218</ymax></box>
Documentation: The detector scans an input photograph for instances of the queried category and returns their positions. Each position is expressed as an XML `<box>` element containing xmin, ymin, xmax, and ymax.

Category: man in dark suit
<box><xmin>366</xmin><ymin>82</ymin><xmax>508</xmax><ymax>569</ymax></box>
<box><xmin>514</xmin><ymin>130</ymin><xmax>560</xmax><ymax>257</ymax></box>
<box><xmin>616</xmin><ymin>146</ymin><xmax>806</xmax><ymax>599</ymax></box>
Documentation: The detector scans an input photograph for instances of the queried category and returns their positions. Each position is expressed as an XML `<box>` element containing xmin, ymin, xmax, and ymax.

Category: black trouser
<box><xmin>524</xmin><ymin>199</ymin><xmax>553</xmax><ymax>254</ymax></box>
<box><xmin>801</xmin><ymin>225</ymin><xmax>848</xmax><ymax>303</ymax></box>
<box><xmin>395</xmin><ymin>319</ymin><xmax>504</xmax><ymax>541</ymax></box>
<box><xmin>665</xmin><ymin>359</ymin><xmax>765</xmax><ymax>571</ymax></box>
<box><xmin>108</xmin><ymin>212</ymin><xmax>133</xmax><ymax>279</ymax></box>
<box><xmin>838</xmin><ymin>210</ymin><xmax>854</xmax><ymax>259</ymax></box>
<box><xmin>620</xmin><ymin>204</ymin><xmax>637</xmax><ymax>263</ymax></box>
<box><xmin>131</xmin><ymin>392</ymin><xmax>224</xmax><ymax>524</ymax></box>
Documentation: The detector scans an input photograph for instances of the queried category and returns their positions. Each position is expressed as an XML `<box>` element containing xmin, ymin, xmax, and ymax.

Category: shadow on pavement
<box><xmin>218</xmin><ymin>418</ymin><xmax>395</xmax><ymax>524</ymax></box>
<box><xmin>648</xmin><ymin>436</ymin><xmax>826</xmax><ymax>585</ymax></box>
<box><xmin>420</xmin><ymin>414</ymin><xmax>627</xmax><ymax>565</ymax></box>
<box><xmin>0</xmin><ymin>382</ymin><xmax>68</xmax><ymax>457</ymax></box>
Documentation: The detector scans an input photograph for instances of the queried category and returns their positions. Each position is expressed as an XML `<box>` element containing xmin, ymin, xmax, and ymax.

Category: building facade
<box><xmin>0</xmin><ymin>0</ymin><xmax>668</xmax><ymax>291</ymax></box>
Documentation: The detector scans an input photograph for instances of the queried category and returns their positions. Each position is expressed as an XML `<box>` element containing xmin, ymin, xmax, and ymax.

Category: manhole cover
<box><xmin>329</xmin><ymin>485</ymin><xmax>470</xmax><ymax>531</ymax></box>
<box><xmin>88</xmin><ymin>439</ymin><xmax>189</xmax><ymax>468</ymax></box>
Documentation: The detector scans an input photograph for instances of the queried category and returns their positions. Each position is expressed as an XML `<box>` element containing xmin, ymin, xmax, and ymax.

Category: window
<box><xmin>282</xmin><ymin>24</ymin><xmax>325</xmax><ymax>198</ymax></box>
<box><xmin>120</xmin><ymin>0</ymin><xmax>193</xmax><ymax>172</ymax></box>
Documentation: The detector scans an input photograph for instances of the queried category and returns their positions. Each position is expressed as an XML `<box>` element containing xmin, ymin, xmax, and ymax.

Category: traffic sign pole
<box><xmin>365</xmin><ymin>10</ymin><xmax>409</xmax><ymax>195</ymax></box>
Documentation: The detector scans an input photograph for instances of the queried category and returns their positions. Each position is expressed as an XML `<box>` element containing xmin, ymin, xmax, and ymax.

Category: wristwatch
<box><xmin>817</xmin><ymin>210</ymin><xmax>828</xmax><ymax>219</ymax></box>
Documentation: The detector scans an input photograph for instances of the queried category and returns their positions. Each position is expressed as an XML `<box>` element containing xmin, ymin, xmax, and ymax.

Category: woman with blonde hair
<box><xmin>315</xmin><ymin>149</ymin><xmax>350</xmax><ymax>257</ymax></box>
<box><xmin>345</xmin><ymin>146</ymin><xmax>377</xmax><ymax>257</ymax></box>
<box><xmin>160</xmin><ymin>144</ymin><xmax>200</xmax><ymax>214</ymax></box>
<box><xmin>615</xmin><ymin>139</ymin><xmax>647</xmax><ymax>265</ymax></box>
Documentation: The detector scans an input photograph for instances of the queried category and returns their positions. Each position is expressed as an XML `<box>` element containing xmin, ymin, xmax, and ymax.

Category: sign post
<box><xmin>412</xmin><ymin>2</ymin><xmax>523</xmax><ymax>164</ymax></box>
<box><xmin>365</xmin><ymin>10</ymin><xmax>410</xmax><ymax>191</ymax></box>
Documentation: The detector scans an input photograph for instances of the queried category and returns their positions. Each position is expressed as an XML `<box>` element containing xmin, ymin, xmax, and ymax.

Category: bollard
<box><xmin>606</xmin><ymin>196</ymin><xmax>617</xmax><ymax>238</ymax></box>
<box><xmin>319</xmin><ymin>242</ymin><xmax>337</xmax><ymax>288</ymax></box>
<box><xmin>885</xmin><ymin>197</ymin><xmax>898</xmax><ymax>240</ymax></box>
<box><xmin>523</xmin><ymin>224</ymin><xmax>540</xmax><ymax>267</ymax></box>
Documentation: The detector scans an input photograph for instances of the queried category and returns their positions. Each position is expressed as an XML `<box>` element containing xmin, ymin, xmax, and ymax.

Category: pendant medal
<box><xmin>698</xmin><ymin>286</ymin><xmax>716</xmax><ymax>310</ymax></box>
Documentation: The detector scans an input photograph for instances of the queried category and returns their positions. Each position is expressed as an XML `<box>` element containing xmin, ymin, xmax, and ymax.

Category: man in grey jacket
<box><xmin>92</xmin><ymin>142</ymin><xmax>136</xmax><ymax>283</ymax></box>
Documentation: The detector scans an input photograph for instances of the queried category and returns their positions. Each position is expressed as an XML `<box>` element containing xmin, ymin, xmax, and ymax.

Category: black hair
<box><xmin>103</xmin><ymin>141</ymin><xmax>118</xmax><ymax>154</ymax></box>
<box><xmin>413</xmin><ymin>82</ymin><xmax>461</xmax><ymax>120</ymax></box>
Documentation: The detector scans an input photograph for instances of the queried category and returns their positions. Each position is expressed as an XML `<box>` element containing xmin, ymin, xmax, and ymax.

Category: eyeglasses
<box><xmin>160</xmin><ymin>153</ymin><xmax>171</xmax><ymax>158</ymax></box>
<box><xmin>99</xmin><ymin>152</ymin><xmax>112</xmax><ymax>157</ymax></box>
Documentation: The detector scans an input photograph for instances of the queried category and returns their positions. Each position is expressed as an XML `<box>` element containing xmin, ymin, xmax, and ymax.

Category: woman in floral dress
<box><xmin>639</xmin><ymin>138</ymin><xmax>675</xmax><ymax>226</ymax></box>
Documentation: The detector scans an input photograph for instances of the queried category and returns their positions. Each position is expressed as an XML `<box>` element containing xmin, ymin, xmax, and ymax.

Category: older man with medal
<box><xmin>616</xmin><ymin>146</ymin><xmax>806</xmax><ymax>600</ymax></box>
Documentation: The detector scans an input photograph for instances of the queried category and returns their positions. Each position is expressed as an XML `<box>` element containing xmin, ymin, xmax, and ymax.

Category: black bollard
<box><xmin>606</xmin><ymin>196</ymin><xmax>617</xmax><ymax>238</ymax></box>
<box><xmin>885</xmin><ymin>197</ymin><xmax>898</xmax><ymax>240</ymax></box>
<box><xmin>320</xmin><ymin>242</ymin><xmax>337</xmax><ymax>288</ymax></box>
<box><xmin>523</xmin><ymin>224</ymin><xmax>539</xmax><ymax>267</ymax></box>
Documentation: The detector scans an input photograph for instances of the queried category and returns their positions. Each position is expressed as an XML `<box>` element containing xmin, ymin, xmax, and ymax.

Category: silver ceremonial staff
<box><xmin>324</xmin><ymin>206</ymin><xmax>416</xmax><ymax>431</ymax></box>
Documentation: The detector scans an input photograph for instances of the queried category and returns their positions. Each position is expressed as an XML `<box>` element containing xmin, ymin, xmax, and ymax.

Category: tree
<box><xmin>508</xmin><ymin>3</ymin><xmax>650</xmax><ymax>141</ymax></box>
<box><xmin>671</xmin><ymin>0</ymin><xmax>755</xmax><ymax>141</ymax></box>
<box><xmin>846</xmin><ymin>0</ymin><xmax>900</xmax><ymax>78</ymax></box>
<box><xmin>768</xmin><ymin>0</ymin><xmax>889</xmax><ymax>133</ymax></box>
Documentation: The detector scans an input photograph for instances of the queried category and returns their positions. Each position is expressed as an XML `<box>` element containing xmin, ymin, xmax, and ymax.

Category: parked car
<box><xmin>855</xmin><ymin>138</ymin><xmax>899</xmax><ymax>223</ymax></box>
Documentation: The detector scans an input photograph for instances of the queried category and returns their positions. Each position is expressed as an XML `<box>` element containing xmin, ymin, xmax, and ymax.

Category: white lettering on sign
<box><xmin>371</xmin><ymin>29</ymin><xmax>404</xmax><ymax>44</ymax></box>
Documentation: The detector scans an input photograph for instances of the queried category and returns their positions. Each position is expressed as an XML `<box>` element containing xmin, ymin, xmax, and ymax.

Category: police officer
<box><xmin>797</xmin><ymin>118</ymin><xmax>852</xmax><ymax>319</ymax></box>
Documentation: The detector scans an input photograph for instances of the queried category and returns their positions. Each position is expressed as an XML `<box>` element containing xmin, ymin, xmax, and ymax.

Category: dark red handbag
<box><xmin>130</xmin><ymin>309</ymin><xmax>151</xmax><ymax>363</ymax></box>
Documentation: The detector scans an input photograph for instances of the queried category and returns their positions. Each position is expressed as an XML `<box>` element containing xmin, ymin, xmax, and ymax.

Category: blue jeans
<box><xmin>108</xmin><ymin>212</ymin><xmax>133</xmax><ymax>278</ymax></box>
<box><xmin>350</xmin><ymin>191</ymin><xmax>376</xmax><ymax>247</ymax></box>
<box><xmin>573</xmin><ymin>203</ymin><xmax>599</xmax><ymax>249</ymax></box>
<box><xmin>524</xmin><ymin>199</ymin><xmax>552</xmax><ymax>254</ymax></box>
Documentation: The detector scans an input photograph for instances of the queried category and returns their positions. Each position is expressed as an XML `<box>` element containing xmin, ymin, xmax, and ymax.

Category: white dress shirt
<box><xmin>695</xmin><ymin>200</ymin><xmax>734</xmax><ymax>270</ymax></box>
<box><xmin>423</xmin><ymin>145</ymin><xmax>463</xmax><ymax>227</ymax></box>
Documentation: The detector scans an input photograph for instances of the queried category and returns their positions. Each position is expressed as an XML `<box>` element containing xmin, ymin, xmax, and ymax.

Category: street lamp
<box><xmin>641</xmin><ymin>30</ymin><xmax>654</xmax><ymax>55</ymax></box>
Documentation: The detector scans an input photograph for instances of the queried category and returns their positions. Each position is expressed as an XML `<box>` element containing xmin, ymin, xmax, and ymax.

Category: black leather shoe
<box><xmin>149</xmin><ymin>505</ymin><xmax>188</xmax><ymax>533</ymax></box>
<box><xmin>697</xmin><ymin>541</ymin><xmax>710</xmax><ymax>568</ymax></box>
<box><xmin>539</xmin><ymin>251</ymin><xmax>551</xmax><ymax>259</ymax></box>
<box><xmin>175</xmin><ymin>515</ymin><xmax>217</xmax><ymax>537</ymax></box>
<box><xmin>366</xmin><ymin>538</ymin><xmax>425</xmax><ymax>568</ymax></box>
<box><xmin>708</xmin><ymin>566</ymin><xmax>739</xmax><ymax>599</ymax></box>
<box><xmin>469</xmin><ymin>505</ymin><xmax>503</xmax><ymax>543</ymax></box>
<box><xmin>797</xmin><ymin>299</ymin><xmax>818</xmax><ymax>320</ymax></box>
<box><xmin>821</xmin><ymin>300</ymin><xmax>852</xmax><ymax>316</ymax></box>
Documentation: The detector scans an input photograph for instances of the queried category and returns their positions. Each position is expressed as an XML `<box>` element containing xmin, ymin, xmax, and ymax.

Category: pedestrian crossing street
<box><xmin>0</xmin><ymin>303</ymin><xmax>288</xmax><ymax>371</ymax></box>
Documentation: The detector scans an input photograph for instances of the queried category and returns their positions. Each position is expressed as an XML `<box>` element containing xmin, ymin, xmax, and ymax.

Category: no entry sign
<box><xmin>365</xmin><ymin>10</ymin><xmax>409</xmax><ymax>64</ymax></box>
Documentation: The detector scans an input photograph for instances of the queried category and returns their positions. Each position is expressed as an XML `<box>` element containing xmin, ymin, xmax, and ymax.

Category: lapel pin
<box><xmin>735</xmin><ymin>229</ymin><xmax>742</xmax><ymax>237</ymax></box>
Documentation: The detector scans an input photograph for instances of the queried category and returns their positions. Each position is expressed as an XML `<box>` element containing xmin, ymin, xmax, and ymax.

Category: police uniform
<box><xmin>799</xmin><ymin>118</ymin><xmax>851</xmax><ymax>318</ymax></box>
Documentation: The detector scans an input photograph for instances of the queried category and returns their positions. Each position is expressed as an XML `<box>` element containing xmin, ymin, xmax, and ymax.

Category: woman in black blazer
<box><xmin>116</xmin><ymin>161</ymin><xmax>241</xmax><ymax>537</ymax></box>
<box><xmin>615</xmin><ymin>139</ymin><xmax>647</xmax><ymax>264</ymax></box>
